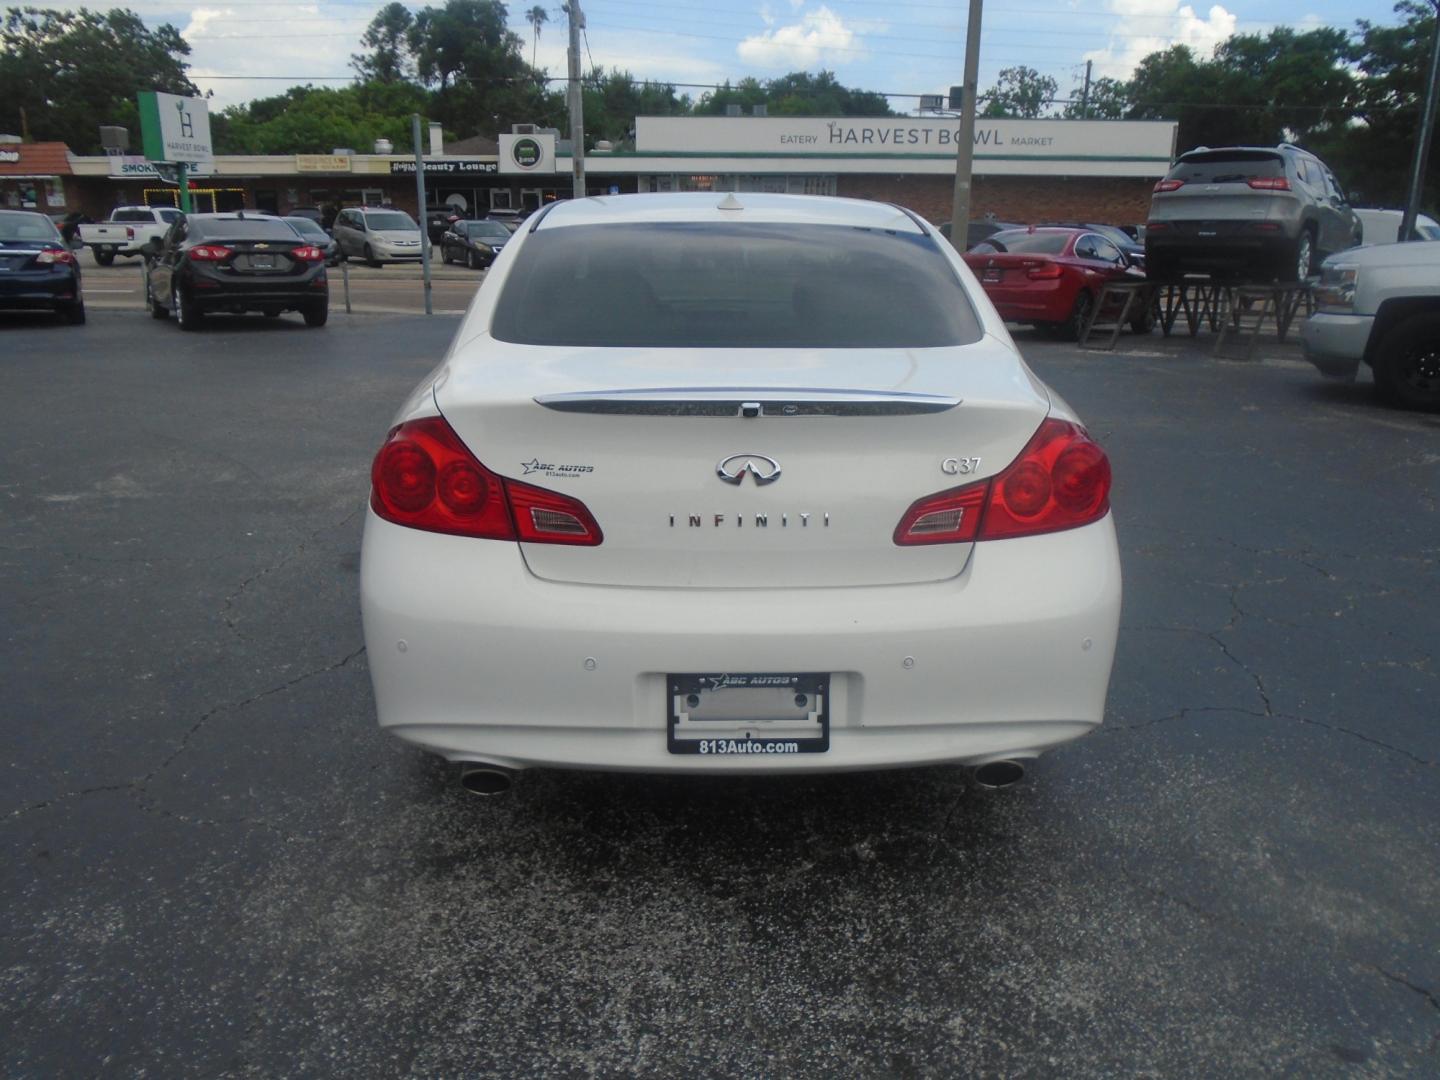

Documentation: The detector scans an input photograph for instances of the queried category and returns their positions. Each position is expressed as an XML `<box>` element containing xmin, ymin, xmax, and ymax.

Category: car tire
<box><xmin>173</xmin><ymin>280</ymin><xmax>201</xmax><ymax>332</ymax></box>
<box><xmin>365</xmin><ymin>244</ymin><xmax>381</xmax><ymax>268</ymax></box>
<box><xmin>1129</xmin><ymin>302</ymin><xmax>1155</xmax><ymax>335</ymax></box>
<box><xmin>1373</xmin><ymin>311</ymin><xmax>1440</xmax><ymax>412</ymax></box>
<box><xmin>302</xmin><ymin>302</ymin><xmax>328</xmax><ymax>328</ymax></box>
<box><xmin>468</xmin><ymin>250</ymin><xmax>480</xmax><ymax>270</ymax></box>
<box><xmin>1289</xmin><ymin>229</ymin><xmax>1315</xmax><ymax>283</ymax></box>
<box><xmin>60</xmin><ymin>299</ymin><xmax>86</xmax><ymax>325</ymax></box>
<box><xmin>93</xmin><ymin>247</ymin><xmax>115</xmax><ymax>267</ymax></box>
<box><xmin>146</xmin><ymin>278</ymin><xmax>168</xmax><ymax>320</ymax></box>
<box><xmin>1064</xmin><ymin>290</ymin><xmax>1095</xmax><ymax>342</ymax></box>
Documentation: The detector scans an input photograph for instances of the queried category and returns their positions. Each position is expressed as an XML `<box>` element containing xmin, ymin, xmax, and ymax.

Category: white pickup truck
<box><xmin>78</xmin><ymin>205</ymin><xmax>183</xmax><ymax>266</ymax></box>
<box><xmin>1302</xmin><ymin>240</ymin><xmax>1440</xmax><ymax>411</ymax></box>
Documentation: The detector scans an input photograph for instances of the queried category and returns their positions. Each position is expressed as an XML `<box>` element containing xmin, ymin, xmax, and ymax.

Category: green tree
<box><xmin>1062</xmin><ymin>76</ymin><xmax>1129</xmax><ymax>120</ymax></box>
<box><xmin>0</xmin><ymin>6</ymin><xmax>197</xmax><ymax>151</ymax></box>
<box><xmin>581</xmin><ymin>67</ymin><xmax>689</xmax><ymax>146</ymax></box>
<box><xmin>524</xmin><ymin>4</ymin><xmax>547</xmax><ymax>68</ymax></box>
<box><xmin>351</xmin><ymin>2</ymin><xmax>415</xmax><ymax>84</ymax></box>
<box><xmin>980</xmin><ymin>66</ymin><xmax>1058</xmax><ymax>119</ymax></box>
<box><xmin>215</xmin><ymin>81</ymin><xmax>429</xmax><ymax>154</ymax></box>
<box><xmin>695</xmin><ymin>71</ymin><xmax>893</xmax><ymax>117</ymax></box>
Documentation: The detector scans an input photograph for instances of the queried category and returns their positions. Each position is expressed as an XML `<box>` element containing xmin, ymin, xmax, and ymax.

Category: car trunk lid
<box><xmin>435</xmin><ymin>338</ymin><xmax>1050</xmax><ymax>588</ymax></box>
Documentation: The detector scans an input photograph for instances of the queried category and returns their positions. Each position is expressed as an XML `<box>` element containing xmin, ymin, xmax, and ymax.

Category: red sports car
<box><xmin>963</xmin><ymin>227</ymin><xmax>1150</xmax><ymax>340</ymax></box>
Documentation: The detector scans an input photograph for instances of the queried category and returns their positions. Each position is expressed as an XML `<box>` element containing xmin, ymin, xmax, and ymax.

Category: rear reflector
<box><xmin>894</xmin><ymin>418</ymin><xmax>1111</xmax><ymax>545</ymax></box>
<box><xmin>1247</xmin><ymin>177</ymin><xmax>1291</xmax><ymax>191</ymax></box>
<box><xmin>370</xmin><ymin>416</ymin><xmax>603</xmax><ymax>545</ymax></box>
<box><xmin>1153</xmin><ymin>179</ymin><xmax>1185</xmax><ymax>193</ymax></box>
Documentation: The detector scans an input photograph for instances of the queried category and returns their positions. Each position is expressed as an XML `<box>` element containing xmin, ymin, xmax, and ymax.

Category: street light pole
<box><xmin>949</xmin><ymin>0</ymin><xmax>984</xmax><ymax>244</ymax></box>
<box><xmin>1401</xmin><ymin>1</ymin><xmax>1440</xmax><ymax>243</ymax></box>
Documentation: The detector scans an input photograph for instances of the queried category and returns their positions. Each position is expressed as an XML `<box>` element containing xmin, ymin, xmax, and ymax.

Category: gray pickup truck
<box><xmin>1301</xmin><ymin>240</ymin><xmax>1440</xmax><ymax>410</ymax></box>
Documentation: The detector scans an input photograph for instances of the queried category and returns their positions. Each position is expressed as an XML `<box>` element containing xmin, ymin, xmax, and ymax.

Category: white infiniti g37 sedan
<box><xmin>360</xmin><ymin>193</ymin><xmax>1122</xmax><ymax>794</ymax></box>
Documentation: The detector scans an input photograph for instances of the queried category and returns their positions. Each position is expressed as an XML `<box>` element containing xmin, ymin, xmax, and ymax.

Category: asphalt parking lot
<box><xmin>2</xmin><ymin>309</ymin><xmax>1437</xmax><ymax>1076</ymax></box>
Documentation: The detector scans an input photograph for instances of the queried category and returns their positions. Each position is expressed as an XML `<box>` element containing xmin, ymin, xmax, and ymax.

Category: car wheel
<box><xmin>1129</xmin><ymin>297</ymin><xmax>1155</xmax><ymax>335</ymax></box>
<box><xmin>173</xmin><ymin>280</ymin><xmax>201</xmax><ymax>332</ymax></box>
<box><xmin>365</xmin><ymin>244</ymin><xmax>381</xmax><ymax>268</ymax></box>
<box><xmin>60</xmin><ymin>299</ymin><xmax>86</xmax><ymax>325</ymax></box>
<box><xmin>93</xmin><ymin>247</ymin><xmax>115</xmax><ymax>267</ymax></box>
<box><xmin>302</xmin><ymin>301</ymin><xmax>328</xmax><ymax>328</ymax></box>
<box><xmin>1291</xmin><ymin>230</ymin><xmax>1315</xmax><ymax>283</ymax></box>
<box><xmin>1064</xmin><ymin>291</ymin><xmax>1095</xmax><ymax>341</ymax></box>
<box><xmin>146</xmin><ymin>278</ymin><xmax>168</xmax><ymax>320</ymax></box>
<box><xmin>441</xmin><ymin>245</ymin><xmax>451</xmax><ymax>265</ymax></box>
<box><xmin>468</xmin><ymin>249</ymin><xmax>479</xmax><ymax>270</ymax></box>
<box><xmin>1373</xmin><ymin>311</ymin><xmax>1440</xmax><ymax>412</ymax></box>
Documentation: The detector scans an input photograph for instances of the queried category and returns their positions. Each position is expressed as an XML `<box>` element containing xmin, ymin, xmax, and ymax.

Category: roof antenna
<box><xmin>717</xmin><ymin>193</ymin><xmax>743</xmax><ymax>212</ymax></box>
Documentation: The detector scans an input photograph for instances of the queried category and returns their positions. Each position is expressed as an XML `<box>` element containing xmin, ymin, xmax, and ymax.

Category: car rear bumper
<box><xmin>1300</xmin><ymin>312</ymin><xmax>1372</xmax><ymax>379</ymax></box>
<box><xmin>981</xmin><ymin>280</ymin><xmax>1071</xmax><ymax>323</ymax></box>
<box><xmin>360</xmin><ymin>510</ymin><xmax>1123</xmax><ymax>774</ymax></box>
<box><xmin>1146</xmin><ymin>227</ymin><xmax>1294</xmax><ymax>275</ymax></box>
<box><xmin>0</xmin><ymin>271</ymin><xmax>80</xmax><ymax>307</ymax></box>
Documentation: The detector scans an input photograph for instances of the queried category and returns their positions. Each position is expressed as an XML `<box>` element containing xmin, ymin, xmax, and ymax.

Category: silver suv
<box><xmin>332</xmin><ymin>207</ymin><xmax>424</xmax><ymax>267</ymax></box>
<box><xmin>1145</xmin><ymin>145</ymin><xmax>1362</xmax><ymax>283</ymax></box>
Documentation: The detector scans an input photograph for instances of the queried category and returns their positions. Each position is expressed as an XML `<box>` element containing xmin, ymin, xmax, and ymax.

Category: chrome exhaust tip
<box><xmin>458</xmin><ymin>764</ymin><xmax>515</xmax><ymax>797</ymax></box>
<box><xmin>970</xmin><ymin>759</ymin><xmax>1027</xmax><ymax>789</ymax></box>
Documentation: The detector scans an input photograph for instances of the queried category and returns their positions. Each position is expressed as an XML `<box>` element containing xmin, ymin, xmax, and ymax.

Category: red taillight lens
<box><xmin>370</xmin><ymin>416</ymin><xmax>603</xmax><ymax>545</ymax></box>
<box><xmin>1247</xmin><ymin>177</ymin><xmax>1291</xmax><ymax>191</ymax></box>
<box><xmin>1153</xmin><ymin>179</ymin><xmax>1185</xmax><ymax>193</ymax></box>
<box><xmin>291</xmin><ymin>245</ymin><xmax>325</xmax><ymax>261</ymax></box>
<box><xmin>893</xmin><ymin>418</ymin><xmax>1111</xmax><ymax>546</ymax></box>
<box><xmin>1145</xmin><ymin>222</ymin><xmax>1169</xmax><ymax>232</ymax></box>
<box><xmin>36</xmin><ymin>247</ymin><xmax>75</xmax><ymax>264</ymax></box>
<box><xmin>126</xmin><ymin>226</ymin><xmax>135</xmax><ymax>240</ymax></box>
<box><xmin>188</xmin><ymin>245</ymin><xmax>232</xmax><ymax>262</ymax></box>
<box><xmin>1025</xmin><ymin>260</ymin><xmax>1063</xmax><ymax>280</ymax></box>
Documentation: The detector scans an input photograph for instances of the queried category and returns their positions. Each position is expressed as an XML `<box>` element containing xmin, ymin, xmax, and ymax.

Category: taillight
<box><xmin>291</xmin><ymin>245</ymin><xmax>325</xmax><ymax>261</ymax></box>
<box><xmin>894</xmin><ymin>418</ymin><xmax>1110</xmax><ymax>546</ymax></box>
<box><xmin>126</xmin><ymin>226</ymin><xmax>135</xmax><ymax>240</ymax></box>
<box><xmin>370</xmin><ymin>416</ymin><xmax>603</xmax><ymax>545</ymax></box>
<box><xmin>1145</xmin><ymin>222</ymin><xmax>1170</xmax><ymax>232</ymax></box>
<box><xmin>188</xmin><ymin>245</ymin><xmax>232</xmax><ymax>261</ymax></box>
<box><xmin>1153</xmin><ymin>179</ymin><xmax>1185</xmax><ymax>193</ymax></box>
<box><xmin>36</xmin><ymin>247</ymin><xmax>75</xmax><ymax>264</ymax></box>
<box><xmin>1025</xmin><ymin>260</ymin><xmax>1063</xmax><ymax>280</ymax></box>
<box><xmin>1247</xmin><ymin>177</ymin><xmax>1291</xmax><ymax>191</ymax></box>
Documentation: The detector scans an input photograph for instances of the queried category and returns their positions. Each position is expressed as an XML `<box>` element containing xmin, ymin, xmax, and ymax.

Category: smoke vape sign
<box><xmin>512</xmin><ymin>137</ymin><xmax>542</xmax><ymax>169</ymax></box>
<box><xmin>137</xmin><ymin>91</ymin><xmax>213</xmax><ymax>165</ymax></box>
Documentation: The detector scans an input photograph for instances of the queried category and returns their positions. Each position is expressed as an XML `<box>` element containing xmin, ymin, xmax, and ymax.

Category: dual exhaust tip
<box><xmin>457</xmin><ymin>759</ymin><xmax>1028</xmax><ymax>796</ymax></box>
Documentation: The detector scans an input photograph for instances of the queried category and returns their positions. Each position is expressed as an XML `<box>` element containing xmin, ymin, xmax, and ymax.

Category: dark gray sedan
<box><xmin>283</xmin><ymin>216</ymin><xmax>342</xmax><ymax>266</ymax></box>
<box><xmin>440</xmin><ymin>219</ymin><xmax>512</xmax><ymax>269</ymax></box>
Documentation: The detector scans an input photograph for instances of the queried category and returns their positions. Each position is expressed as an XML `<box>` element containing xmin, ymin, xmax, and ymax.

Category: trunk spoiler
<box><xmin>533</xmin><ymin>388</ymin><xmax>961</xmax><ymax>418</ymax></box>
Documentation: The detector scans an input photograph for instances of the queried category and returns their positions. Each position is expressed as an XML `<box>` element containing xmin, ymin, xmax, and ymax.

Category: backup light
<box><xmin>894</xmin><ymin>418</ymin><xmax>1111</xmax><ymax>545</ymax></box>
<box><xmin>370</xmin><ymin>416</ymin><xmax>603</xmax><ymax>545</ymax></box>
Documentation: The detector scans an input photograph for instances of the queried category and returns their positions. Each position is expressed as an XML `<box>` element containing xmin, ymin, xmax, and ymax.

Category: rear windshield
<box><xmin>189</xmin><ymin>218</ymin><xmax>303</xmax><ymax>241</ymax></box>
<box><xmin>364</xmin><ymin>212</ymin><xmax>417</xmax><ymax>231</ymax></box>
<box><xmin>985</xmin><ymin>230</ymin><xmax>1070</xmax><ymax>255</ymax></box>
<box><xmin>1167</xmin><ymin>151</ymin><xmax>1284</xmax><ymax>184</ymax></box>
<box><xmin>492</xmin><ymin>223</ymin><xmax>981</xmax><ymax>348</ymax></box>
<box><xmin>0</xmin><ymin>212</ymin><xmax>61</xmax><ymax>242</ymax></box>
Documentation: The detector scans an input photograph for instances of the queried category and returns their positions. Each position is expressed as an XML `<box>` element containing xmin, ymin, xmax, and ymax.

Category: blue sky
<box><xmin>88</xmin><ymin>0</ymin><xmax>1411</xmax><ymax>112</ymax></box>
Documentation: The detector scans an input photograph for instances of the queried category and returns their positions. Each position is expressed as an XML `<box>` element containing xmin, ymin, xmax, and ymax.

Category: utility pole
<box><xmin>1081</xmin><ymin>59</ymin><xmax>1093</xmax><ymax>120</ymax></box>
<box><xmin>176</xmin><ymin>162</ymin><xmax>190</xmax><ymax>214</ymax></box>
<box><xmin>567</xmin><ymin>0</ymin><xmax>587</xmax><ymax>200</ymax></box>
<box><xmin>949</xmin><ymin>0</ymin><xmax>984</xmax><ymax>242</ymax></box>
<box><xmin>412</xmin><ymin>113</ymin><xmax>433</xmax><ymax>315</ymax></box>
<box><xmin>1401</xmin><ymin>0</ymin><xmax>1440</xmax><ymax>243</ymax></box>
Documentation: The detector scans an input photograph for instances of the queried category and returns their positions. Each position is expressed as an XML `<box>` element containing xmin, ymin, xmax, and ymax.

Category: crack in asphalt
<box><xmin>220</xmin><ymin>505</ymin><xmax>363</xmax><ymax>637</ymax></box>
<box><xmin>3</xmin><ymin>645</ymin><xmax>367</xmax><ymax>824</ymax></box>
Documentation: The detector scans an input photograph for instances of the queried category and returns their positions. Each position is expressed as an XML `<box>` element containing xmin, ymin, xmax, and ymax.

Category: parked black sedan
<box><xmin>440</xmin><ymin>218</ymin><xmax>513</xmax><ymax>269</ymax></box>
<box><xmin>145</xmin><ymin>213</ymin><xmax>328</xmax><ymax>330</ymax></box>
<box><xmin>0</xmin><ymin>209</ymin><xmax>85</xmax><ymax>324</ymax></box>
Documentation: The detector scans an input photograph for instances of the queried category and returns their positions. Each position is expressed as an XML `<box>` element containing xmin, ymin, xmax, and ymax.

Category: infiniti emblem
<box><xmin>716</xmin><ymin>453</ymin><xmax>781</xmax><ymax>486</ymax></box>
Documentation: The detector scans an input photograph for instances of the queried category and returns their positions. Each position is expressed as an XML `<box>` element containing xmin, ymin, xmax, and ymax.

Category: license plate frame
<box><xmin>667</xmin><ymin>672</ymin><xmax>830</xmax><ymax>755</ymax></box>
<box><xmin>245</xmin><ymin>253</ymin><xmax>277</xmax><ymax>271</ymax></box>
<box><xmin>982</xmin><ymin>268</ymin><xmax>1002</xmax><ymax>283</ymax></box>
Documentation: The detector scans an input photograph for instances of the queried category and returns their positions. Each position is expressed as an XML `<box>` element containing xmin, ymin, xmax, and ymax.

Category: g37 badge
<box><xmin>941</xmin><ymin>457</ymin><xmax>982</xmax><ymax>476</ymax></box>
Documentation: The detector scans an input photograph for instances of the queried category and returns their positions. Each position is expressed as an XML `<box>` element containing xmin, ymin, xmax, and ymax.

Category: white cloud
<box><xmin>737</xmin><ymin>6</ymin><xmax>867</xmax><ymax>68</ymax></box>
<box><xmin>1083</xmin><ymin>2</ymin><xmax>1237</xmax><ymax>80</ymax></box>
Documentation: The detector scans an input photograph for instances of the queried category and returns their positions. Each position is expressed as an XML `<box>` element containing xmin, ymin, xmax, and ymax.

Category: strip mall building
<box><xmin>23</xmin><ymin>115</ymin><xmax>1179</xmax><ymax>227</ymax></box>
